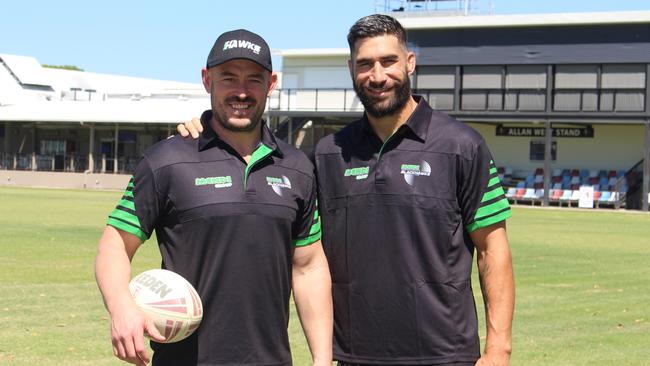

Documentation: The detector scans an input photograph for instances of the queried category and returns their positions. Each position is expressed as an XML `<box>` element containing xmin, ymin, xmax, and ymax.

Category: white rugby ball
<box><xmin>129</xmin><ymin>269</ymin><xmax>203</xmax><ymax>343</ymax></box>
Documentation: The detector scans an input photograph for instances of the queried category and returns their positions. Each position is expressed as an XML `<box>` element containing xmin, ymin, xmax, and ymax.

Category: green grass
<box><xmin>0</xmin><ymin>187</ymin><xmax>649</xmax><ymax>365</ymax></box>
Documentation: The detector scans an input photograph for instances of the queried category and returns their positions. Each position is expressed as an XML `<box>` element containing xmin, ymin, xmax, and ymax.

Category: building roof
<box><xmin>277</xmin><ymin>48</ymin><xmax>349</xmax><ymax>58</ymax></box>
<box><xmin>0</xmin><ymin>54</ymin><xmax>52</xmax><ymax>87</ymax></box>
<box><xmin>0</xmin><ymin>53</ymin><xmax>209</xmax><ymax>124</ymax></box>
<box><xmin>278</xmin><ymin>11</ymin><xmax>650</xmax><ymax>59</ymax></box>
<box><xmin>395</xmin><ymin>10</ymin><xmax>650</xmax><ymax>30</ymax></box>
<box><xmin>0</xmin><ymin>99</ymin><xmax>209</xmax><ymax>124</ymax></box>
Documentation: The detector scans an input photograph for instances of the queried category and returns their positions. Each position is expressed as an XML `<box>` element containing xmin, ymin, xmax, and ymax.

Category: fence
<box><xmin>0</xmin><ymin>153</ymin><xmax>138</xmax><ymax>174</ymax></box>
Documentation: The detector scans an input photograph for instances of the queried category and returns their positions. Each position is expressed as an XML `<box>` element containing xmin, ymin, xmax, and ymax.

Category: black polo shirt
<box><xmin>314</xmin><ymin>96</ymin><xmax>511</xmax><ymax>365</ymax></box>
<box><xmin>107</xmin><ymin>110</ymin><xmax>321</xmax><ymax>366</ymax></box>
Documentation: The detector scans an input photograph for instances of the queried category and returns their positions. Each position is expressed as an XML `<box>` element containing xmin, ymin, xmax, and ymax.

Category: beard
<box><xmin>211</xmin><ymin>95</ymin><xmax>264</xmax><ymax>133</ymax></box>
<box><xmin>353</xmin><ymin>73</ymin><xmax>411</xmax><ymax>118</ymax></box>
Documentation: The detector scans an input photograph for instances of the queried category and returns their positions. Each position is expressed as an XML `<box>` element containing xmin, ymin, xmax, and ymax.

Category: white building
<box><xmin>0</xmin><ymin>53</ymin><xmax>208</xmax><ymax>174</ymax></box>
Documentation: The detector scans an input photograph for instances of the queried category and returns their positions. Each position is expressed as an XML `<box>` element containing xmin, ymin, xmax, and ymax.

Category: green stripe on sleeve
<box><xmin>118</xmin><ymin>198</ymin><xmax>136</xmax><ymax>211</ymax></box>
<box><xmin>466</xmin><ymin>209</ymin><xmax>512</xmax><ymax>233</ymax></box>
<box><xmin>293</xmin><ymin>230</ymin><xmax>322</xmax><ymax>247</ymax></box>
<box><xmin>487</xmin><ymin>176</ymin><xmax>501</xmax><ymax>188</ymax></box>
<box><xmin>308</xmin><ymin>219</ymin><xmax>321</xmax><ymax>236</ymax></box>
<box><xmin>108</xmin><ymin>207</ymin><xmax>141</xmax><ymax>227</ymax></box>
<box><xmin>475</xmin><ymin>198</ymin><xmax>510</xmax><ymax>221</ymax></box>
<box><xmin>481</xmin><ymin>186</ymin><xmax>506</xmax><ymax>203</ymax></box>
<box><xmin>107</xmin><ymin>217</ymin><xmax>148</xmax><ymax>242</ymax></box>
<box><xmin>489</xmin><ymin>166</ymin><xmax>497</xmax><ymax>175</ymax></box>
<box><xmin>106</xmin><ymin>175</ymin><xmax>147</xmax><ymax>242</ymax></box>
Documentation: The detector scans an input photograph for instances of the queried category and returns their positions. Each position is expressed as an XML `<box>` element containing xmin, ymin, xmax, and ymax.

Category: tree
<box><xmin>42</xmin><ymin>64</ymin><xmax>84</xmax><ymax>71</ymax></box>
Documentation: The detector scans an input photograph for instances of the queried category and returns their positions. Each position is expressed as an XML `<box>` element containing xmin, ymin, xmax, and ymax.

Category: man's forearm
<box><xmin>292</xmin><ymin>245</ymin><xmax>333</xmax><ymax>365</ymax></box>
<box><xmin>477</xmin><ymin>236</ymin><xmax>515</xmax><ymax>355</ymax></box>
<box><xmin>95</xmin><ymin>226</ymin><xmax>137</xmax><ymax>313</ymax></box>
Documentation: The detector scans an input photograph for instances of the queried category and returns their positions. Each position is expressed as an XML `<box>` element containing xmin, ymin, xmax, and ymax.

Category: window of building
<box><xmin>600</xmin><ymin>64</ymin><xmax>646</xmax><ymax>111</ymax></box>
<box><xmin>553</xmin><ymin>64</ymin><xmax>646</xmax><ymax>112</ymax></box>
<box><xmin>530</xmin><ymin>140</ymin><xmax>556</xmax><ymax>161</ymax></box>
<box><xmin>459</xmin><ymin>65</ymin><xmax>548</xmax><ymax>111</ymax></box>
<box><xmin>505</xmin><ymin>65</ymin><xmax>546</xmax><ymax>111</ymax></box>
<box><xmin>554</xmin><ymin>64</ymin><xmax>598</xmax><ymax>111</ymax></box>
<box><xmin>415</xmin><ymin>66</ymin><xmax>455</xmax><ymax>110</ymax></box>
<box><xmin>40</xmin><ymin>140</ymin><xmax>66</xmax><ymax>155</ymax></box>
<box><xmin>424</xmin><ymin>91</ymin><xmax>454</xmax><ymax>110</ymax></box>
<box><xmin>461</xmin><ymin>65</ymin><xmax>502</xmax><ymax>110</ymax></box>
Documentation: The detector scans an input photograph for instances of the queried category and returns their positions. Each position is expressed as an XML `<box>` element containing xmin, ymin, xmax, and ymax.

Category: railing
<box><xmin>553</xmin><ymin>88</ymin><xmax>646</xmax><ymax>112</ymax></box>
<box><xmin>0</xmin><ymin>153</ymin><xmax>138</xmax><ymax>174</ymax></box>
<box><xmin>266</xmin><ymin>87</ymin><xmax>647</xmax><ymax>113</ymax></box>
<box><xmin>621</xmin><ymin>159</ymin><xmax>643</xmax><ymax>210</ymax></box>
<box><xmin>268</xmin><ymin>88</ymin><xmax>364</xmax><ymax>112</ymax></box>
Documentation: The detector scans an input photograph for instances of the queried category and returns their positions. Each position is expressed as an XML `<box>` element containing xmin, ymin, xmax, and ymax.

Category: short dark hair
<box><xmin>347</xmin><ymin>14</ymin><xmax>408</xmax><ymax>53</ymax></box>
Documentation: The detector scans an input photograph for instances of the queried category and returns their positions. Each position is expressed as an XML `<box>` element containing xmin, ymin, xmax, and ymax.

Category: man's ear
<box><xmin>348</xmin><ymin>59</ymin><xmax>355</xmax><ymax>82</ymax></box>
<box><xmin>201</xmin><ymin>68</ymin><xmax>211</xmax><ymax>93</ymax></box>
<box><xmin>406</xmin><ymin>51</ymin><xmax>416</xmax><ymax>76</ymax></box>
<box><xmin>267</xmin><ymin>72</ymin><xmax>278</xmax><ymax>96</ymax></box>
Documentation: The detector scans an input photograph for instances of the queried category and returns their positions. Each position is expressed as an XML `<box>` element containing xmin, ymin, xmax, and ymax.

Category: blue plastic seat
<box><xmin>599</xmin><ymin>191</ymin><xmax>612</xmax><ymax>202</ymax></box>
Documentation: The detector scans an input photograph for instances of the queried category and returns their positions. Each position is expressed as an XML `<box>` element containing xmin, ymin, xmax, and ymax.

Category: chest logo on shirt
<box><xmin>195</xmin><ymin>175</ymin><xmax>233</xmax><ymax>189</ymax></box>
<box><xmin>344</xmin><ymin>166</ymin><xmax>369</xmax><ymax>180</ymax></box>
<box><xmin>266</xmin><ymin>176</ymin><xmax>292</xmax><ymax>196</ymax></box>
<box><xmin>400</xmin><ymin>161</ymin><xmax>431</xmax><ymax>185</ymax></box>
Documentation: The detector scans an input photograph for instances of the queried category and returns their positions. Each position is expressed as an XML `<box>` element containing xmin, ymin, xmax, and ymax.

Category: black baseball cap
<box><xmin>206</xmin><ymin>29</ymin><xmax>272</xmax><ymax>72</ymax></box>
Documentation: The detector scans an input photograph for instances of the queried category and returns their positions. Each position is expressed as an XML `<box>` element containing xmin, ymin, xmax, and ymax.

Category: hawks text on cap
<box><xmin>206</xmin><ymin>29</ymin><xmax>272</xmax><ymax>72</ymax></box>
<box><xmin>223</xmin><ymin>39</ymin><xmax>261</xmax><ymax>55</ymax></box>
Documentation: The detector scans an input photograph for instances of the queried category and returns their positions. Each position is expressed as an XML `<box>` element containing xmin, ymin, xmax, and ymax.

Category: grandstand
<box><xmin>503</xmin><ymin>167</ymin><xmax>628</xmax><ymax>209</ymax></box>
<box><xmin>1</xmin><ymin>3</ymin><xmax>649</xmax><ymax>210</ymax></box>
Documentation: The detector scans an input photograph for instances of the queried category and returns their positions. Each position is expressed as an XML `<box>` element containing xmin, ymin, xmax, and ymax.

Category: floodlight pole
<box><xmin>542</xmin><ymin>65</ymin><xmax>554</xmax><ymax>207</ymax></box>
<box><xmin>114</xmin><ymin>124</ymin><xmax>119</xmax><ymax>174</ymax></box>
<box><xmin>88</xmin><ymin>123</ymin><xmax>95</xmax><ymax>172</ymax></box>
<box><xmin>543</xmin><ymin>120</ymin><xmax>552</xmax><ymax>207</ymax></box>
<box><xmin>644</xmin><ymin>63</ymin><xmax>650</xmax><ymax>211</ymax></box>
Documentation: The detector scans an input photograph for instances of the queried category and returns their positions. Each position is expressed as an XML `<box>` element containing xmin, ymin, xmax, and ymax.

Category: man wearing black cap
<box><xmin>95</xmin><ymin>29</ymin><xmax>333</xmax><ymax>366</ymax></box>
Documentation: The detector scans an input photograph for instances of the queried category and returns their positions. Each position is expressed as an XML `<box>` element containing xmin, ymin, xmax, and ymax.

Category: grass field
<box><xmin>0</xmin><ymin>186</ymin><xmax>649</xmax><ymax>365</ymax></box>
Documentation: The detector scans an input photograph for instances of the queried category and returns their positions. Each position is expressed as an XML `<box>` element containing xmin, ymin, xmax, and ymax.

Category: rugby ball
<box><xmin>129</xmin><ymin>269</ymin><xmax>203</xmax><ymax>343</ymax></box>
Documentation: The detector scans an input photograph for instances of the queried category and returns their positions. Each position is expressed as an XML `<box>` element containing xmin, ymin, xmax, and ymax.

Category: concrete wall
<box><xmin>283</xmin><ymin>55</ymin><xmax>348</xmax><ymax>68</ymax></box>
<box><xmin>469</xmin><ymin>123</ymin><xmax>644</xmax><ymax>175</ymax></box>
<box><xmin>283</xmin><ymin>55</ymin><xmax>350</xmax><ymax>89</ymax></box>
<box><xmin>0</xmin><ymin>170</ymin><xmax>131</xmax><ymax>190</ymax></box>
<box><xmin>410</xmin><ymin>24</ymin><xmax>650</xmax><ymax>66</ymax></box>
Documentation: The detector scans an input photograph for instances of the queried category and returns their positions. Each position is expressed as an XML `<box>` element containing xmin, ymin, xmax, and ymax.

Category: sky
<box><xmin>2</xmin><ymin>0</ymin><xmax>650</xmax><ymax>83</ymax></box>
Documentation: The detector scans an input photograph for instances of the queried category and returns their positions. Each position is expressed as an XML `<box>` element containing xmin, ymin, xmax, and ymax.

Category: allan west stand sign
<box><xmin>496</xmin><ymin>125</ymin><xmax>594</xmax><ymax>138</ymax></box>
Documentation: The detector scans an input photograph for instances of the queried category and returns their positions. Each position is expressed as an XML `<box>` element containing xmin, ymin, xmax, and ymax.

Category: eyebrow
<box><xmin>217</xmin><ymin>71</ymin><xmax>237</xmax><ymax>78</ymax></box>
<box><xmin>217</xmin><ymin>70</ymin><xmax>265</xmax><ymax>79</ymax></box>
<box><xmin>355</xmin><ymin>55</ymin><xmax>399</xmax><ymax>65</ymax></box>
